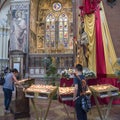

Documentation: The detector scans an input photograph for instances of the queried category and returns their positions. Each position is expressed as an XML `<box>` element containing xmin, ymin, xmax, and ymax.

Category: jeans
<box><xmin>75</xmin><ymin>97</ymin><xmax>87</xmax><ymax>120</ymax></box>
<box><xmin>3</xmin><ymin>88</ymin><xmax>12</xmax><ymax>110</ymax></box>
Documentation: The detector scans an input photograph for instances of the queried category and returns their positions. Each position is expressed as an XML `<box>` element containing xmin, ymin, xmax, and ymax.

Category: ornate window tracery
<box><xmin>46</xmin><ymin>13</ymin><xmax>55</xmax><ymax>48</ymax></box>
<box><xmin>58</xmin><ymin>13</ymin><xmax>68</xmax><ymax>48</ymax></box>
<box><xmin>45</xmin><ymin>13</ymin><xmax>69</xmax><ymax>50</ymax></box>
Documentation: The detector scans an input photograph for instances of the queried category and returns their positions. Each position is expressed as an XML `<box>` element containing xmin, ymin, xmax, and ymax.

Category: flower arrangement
<box><xmin>60</xmin><ymin>68</ymin><xmax>96</xmax><ymax>79</ymax></box>
<box><xmin>61</xmin><ymin>69</ymin><xmax>75</xmax><ymax>79</ymax></box>
<box><xmin>61</xmin><ymin>69</ymin><xmax>70</xmax><ymax>78</ymax></box>
<box><xmin>83</xmin><ymin>69</ymin><xmax>96</xmax><ymax>79</ymax></box>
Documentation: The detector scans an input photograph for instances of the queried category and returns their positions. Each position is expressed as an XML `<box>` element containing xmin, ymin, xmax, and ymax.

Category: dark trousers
<box><xmin>3</xmin><ymin>88</ymin><xmax>12</xmax><ymax>110</ymax></box>
<box><xmin>75</xmin><ymin>97</ymin><xmax>87</xmax><ymax>120</ymax></box>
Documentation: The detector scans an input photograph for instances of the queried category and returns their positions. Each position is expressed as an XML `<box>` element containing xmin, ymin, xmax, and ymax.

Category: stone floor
<box><xmin>0</xmin><ymin>84</ymin><xmax>120</xmax><ymax>120</ymax></box>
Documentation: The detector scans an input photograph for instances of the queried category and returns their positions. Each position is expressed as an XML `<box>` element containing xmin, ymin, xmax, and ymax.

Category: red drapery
<box><xmin>79</xmin><ymin>0</ymin><xmax>120</xmax><ymax>104</ymax></box>
<box><xmin>95</xmin><ymin>6</ymin><xmax>107</xmax><ymax>77</ymax></box>
<box><xmin>79</xmin><ymin>0</ymin><xmax>101</xmax><ymax>16</ymax></box>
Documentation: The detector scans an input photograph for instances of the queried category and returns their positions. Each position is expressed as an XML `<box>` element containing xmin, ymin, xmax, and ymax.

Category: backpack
<box><xmin>0</xmin><ymin>76</ymin><xmax>5</xmax><ymax>85</ymax></box>
<box><xmin>77</xmin><ymin>75</ymin><xmax>91</xmax><ymax>112</ymax></box>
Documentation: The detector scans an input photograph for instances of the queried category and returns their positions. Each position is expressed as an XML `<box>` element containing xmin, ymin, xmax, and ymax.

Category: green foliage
<box><xmin>61</xmin><ymin>71</ymin><xmax>70</xmax><ymax>78</ymax></box>
<box><xmin>46</xmin><ymin>64</ymin><xmax>57</xmax><ymax>76</ymax></box>
<box><xmin>42</xmin><ymin>57</ymin><xmax>52</xmax><ymax>69</ymax></box>
<box><xmin>43</xmin><ymin>57</ymin><xmax>60</xmax><ymax>85</ymax></box>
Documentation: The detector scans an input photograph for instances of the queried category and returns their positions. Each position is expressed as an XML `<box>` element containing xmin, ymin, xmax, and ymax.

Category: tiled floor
<box><xmin>0</xmin><ymin>85</ymin><xmax>120</xmax><ymax>120</ymax></box>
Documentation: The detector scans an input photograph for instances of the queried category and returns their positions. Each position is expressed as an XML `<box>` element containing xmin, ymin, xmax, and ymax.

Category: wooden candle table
<box><xmin>59</xmin><ymin>87</ymin><xmax>74</xmax><ymax>101</ymax></box>
<box><xmin>10</xmin><ymin>78</ymin><xmax>35</xmax><ymax>119</ymax></box>
<box><xmin>24</xmin><ymin>84</ymin><xmax>58</xmax><ymax>120</ymax></box>
<box><xmin>59</xmin><ymin>87</ymin><xmax>91</xmax><ymax>101</ymax></box>
<box><xmin>58</xmin><ymin>87</ymin><xmax>91</xmax><ymax>119</ymax></box>
<box><xmin>17</xmin><ymin>78</ymin><xmax>35</xmax><ymax>88</ymax></box>
<box><xmin>89</xmin><ymin>84</ymin><xmax>119</xmax><ymax>120</ymax></box>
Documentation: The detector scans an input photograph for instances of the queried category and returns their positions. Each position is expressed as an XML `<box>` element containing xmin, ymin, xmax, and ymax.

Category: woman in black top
<box><xmin>73</xmin><ymin>64</ymin><xmax>87</xmax><ymax>120</ymax></box>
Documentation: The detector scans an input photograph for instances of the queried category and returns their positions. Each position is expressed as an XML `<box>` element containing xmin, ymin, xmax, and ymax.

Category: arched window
<box><xmin>59</xmin><ymin>13</ymin><xmax>68</xmax><ymax>47</ymax></box>
<box><xmin>46</xmin><ymin>13</ymin><xmax>55</xmax><ymax>48</ymax></box>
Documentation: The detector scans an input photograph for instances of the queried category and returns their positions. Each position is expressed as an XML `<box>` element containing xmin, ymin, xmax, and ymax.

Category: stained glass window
<box><xmin>53</xmin><ymin>2</ymin><xmax>62</xmax><ymax>11</ymax></box>
<box><xmin>45</xmin><ymin>13</ymin><xmax>71</xmax><ymax>52</ymax></box>
<box><xmin>59</xmin><ymin>14</ymin><xmax>68</xmax><ymax>47</ymax></box>
<box><xmin>46</xmin><ymin>13</ymin><xmax>55</xmax><ymax>48</ymax></box>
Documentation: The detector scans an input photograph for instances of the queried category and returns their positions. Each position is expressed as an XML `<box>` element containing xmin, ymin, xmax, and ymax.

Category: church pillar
<box><xmin>0</xmin><ymin>27</ymin><xmax>3</xmax><ymax>69</ymax></box>
<box><xmin>72</xmin><ymin>0</ymin><xmax>77</xmax><ymax>65</ymax></box>
<box><xmin>3</xmin><ymin>26</ymin><xmax>6</xmax><ymax>59</ymax></box>
<box><xmin>72</xmin><ymin>0</ymin><xmax>81</xmax><ymax>65</ymax></box>
<box><xmin>0</xmin><ymin>27</ymin><xmax>3</xmax><ymax>59</ymax></box>
<box><xmin>5</xmin><ymin>26</ymin><xmax>10</xmax><ymax>59</ymax></box>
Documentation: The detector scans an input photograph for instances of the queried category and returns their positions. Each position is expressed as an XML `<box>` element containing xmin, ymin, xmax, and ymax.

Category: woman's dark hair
<box><xmin>11</xmin><ymin>68</ymin><xmax>18</xmax><ymax>73</ymax></box>
<box><xmin>75</xmin><ymin>64</ymin><xmax>83</xmax><ymax>72</ymax></box>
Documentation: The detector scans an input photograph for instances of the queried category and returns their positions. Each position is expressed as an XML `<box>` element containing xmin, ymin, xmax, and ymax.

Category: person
<box><xmin>73</xmin><ymin>64</ymin><xmax>87</xmax><ymax>120</ymax></box>
<box><xmin>3</xmin><ymin>68</ymin><xmax>20</xmax><ymax>113</ymax></box>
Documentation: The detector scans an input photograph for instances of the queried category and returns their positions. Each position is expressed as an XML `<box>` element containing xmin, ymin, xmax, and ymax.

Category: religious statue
<box><xmin>76</xmin><ymin>22</ymin><xmax>89</xmax><ymax>67</ymax></box>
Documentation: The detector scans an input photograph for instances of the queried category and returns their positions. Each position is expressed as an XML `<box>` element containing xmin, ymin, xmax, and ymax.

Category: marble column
<box><xmin>5</xmin><ymin>27</ymin><xmax>10</xmax><ymax>59</ymax></box>
<box><xmin>3</xmin><ymin>26</ymin><xmax>6</xmax><ymax>59</ymax></box>
<box><xmin>0</xmin><ymin>27</ymin><xmax>3</xmax><ymax>59</ymax></box>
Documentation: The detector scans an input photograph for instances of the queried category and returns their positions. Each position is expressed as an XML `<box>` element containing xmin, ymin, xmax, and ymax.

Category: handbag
<box><xmin>76</xmin><ymin>75</ymin><xmax>91</xmax><ymax>112</ymax></box>
<box><xmin>0</xmin><ymin>77</ymin><xmax>5</xmax><ymax>85</ymax></box>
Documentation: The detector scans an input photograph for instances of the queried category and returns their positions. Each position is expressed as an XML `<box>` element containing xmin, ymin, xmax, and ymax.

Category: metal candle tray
<box><xmin>18</xmin><ymin>78</ymin><xmax>35</xmax><ymax>88</ymax></box>
<box><xmin>59</xmin><ymin>87</ymin><xmax>91</xmax><ymax>101</ymax></box>
<box><xmin>89</xmin><ymin>84</ymin><xmax>119</xmax><ymax>98</ymax></box>
<box><xmin>25</xmin><ymin>84</ymin><xmax>57</xmax><ymax>99</ymax></box>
